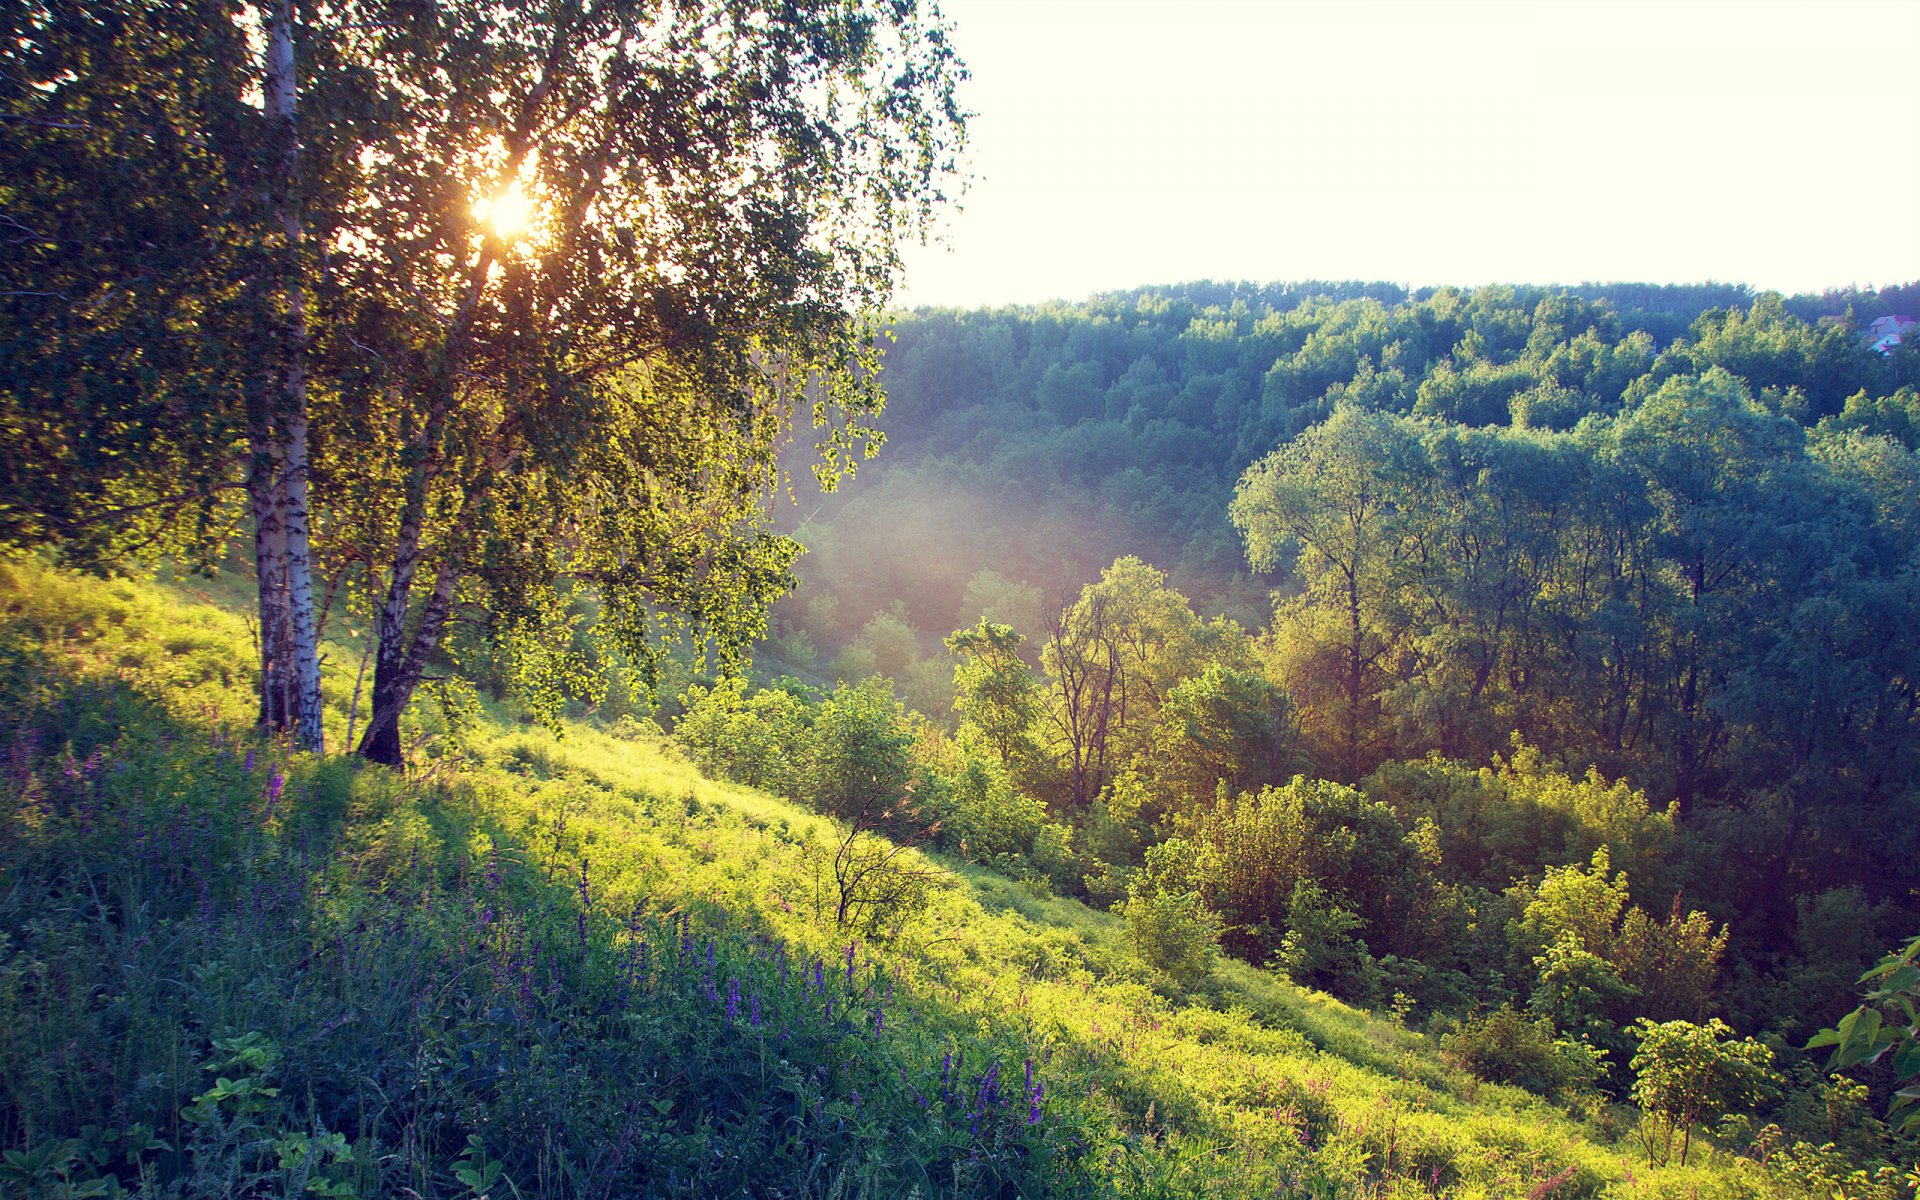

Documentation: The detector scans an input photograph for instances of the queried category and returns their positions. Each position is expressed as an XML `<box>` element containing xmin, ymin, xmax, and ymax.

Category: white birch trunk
<box><xmin>266</xmin><ymin>0</ymin><xmax>324</xmax><ymax>753</ymax></box>
<box><xmin>248</xmin><ymin>421</ymin><xmax>293</xmax><ymax>732</ymax></box>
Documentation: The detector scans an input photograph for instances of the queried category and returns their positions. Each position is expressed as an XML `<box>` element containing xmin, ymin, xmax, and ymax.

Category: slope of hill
<box><xmin>2</xmin><ymin>560</ymin><xmax>1884</xmax><ymax>1198</ymax></box>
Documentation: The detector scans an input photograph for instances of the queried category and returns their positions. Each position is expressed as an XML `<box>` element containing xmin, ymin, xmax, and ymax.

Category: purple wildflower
<box><xmin>871</xmin><ymin>1006</ymin><xmax>884</xmax><ymax>1035</ymax></box>
<box><xmin>264</xmin><ymin>769</ymin><xmax>285</xmax><ymax>812</ymax></box>
<box><xmin>243</xmin><ymin>748</ymin><xmax>255</xmax><ymax>774</ymax></box>
<box><xmin>726</xmin><ymin>977</ymin><xmax>740</xmax><ymax>1024</ymax></box>
<box><xmin>978</xmin><ymin>1061</ymin><xmax>1002</xmax><ymax>1111</ymax></box>
<box><xmin>749</xmin><ymin>994</ymin><xmax>761</xmax><ymax>1028</ymax></box>
<box><xmin>844</xmin><ymin>941</ymin><xmax>856</xmax><ymax>987</ymax></box>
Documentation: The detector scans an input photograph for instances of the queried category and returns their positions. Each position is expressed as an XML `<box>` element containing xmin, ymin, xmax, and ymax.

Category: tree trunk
<box><xmin>281</xmin><ymin>369</ymin><xmax>323</xmax><ymax>751</ymax></box>
<box><xmin>262</xmin><ymin>0</ymin><xmax>323</xmax><ymax>752</ymax></box>
<box><xmin>359</xmin><ymin>552</ymin><xmax>463</xmax><ymax>766</ymax></box>
<box><xmin>248</xmin><ymin>416</ymin><xmax>293</xmax><ymax>733</ymax></box>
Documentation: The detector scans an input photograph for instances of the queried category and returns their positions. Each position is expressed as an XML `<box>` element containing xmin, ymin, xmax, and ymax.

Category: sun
<box><xmin>474</xmin><ymin>180</ymin><xmax>536</xmax><ymax>242</ymax></box>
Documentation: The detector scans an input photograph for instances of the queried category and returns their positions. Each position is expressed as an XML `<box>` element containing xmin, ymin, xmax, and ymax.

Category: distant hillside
<box><xmin>775</xmin><ymin>280</ymin><xmax>1920</xmax><ymax>653</ymax></box>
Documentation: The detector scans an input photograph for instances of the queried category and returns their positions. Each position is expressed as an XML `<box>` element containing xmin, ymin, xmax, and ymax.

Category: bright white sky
<box><xmin>895</xmin><ymin>0</ymin><xmax>1920</xmax><ymax>309</ymax></box>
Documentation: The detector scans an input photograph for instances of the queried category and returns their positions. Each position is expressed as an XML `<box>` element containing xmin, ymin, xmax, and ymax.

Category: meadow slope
<box><xmin>0</xmin><ymin>561</ymin><xmax>1866</xmax><ymax>1199</ymax></box>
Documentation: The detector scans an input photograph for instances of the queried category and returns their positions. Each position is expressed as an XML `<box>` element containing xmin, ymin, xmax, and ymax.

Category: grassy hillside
<box><xmin>0</xmin><ymin>561</ymin><xmax>1892</xmax><ymax>1199</ymax></box>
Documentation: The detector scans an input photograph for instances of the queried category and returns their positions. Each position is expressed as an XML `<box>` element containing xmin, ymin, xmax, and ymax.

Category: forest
<box><xmin>2</xmin><ymin>0</ymin><xmax>1918</xmax><ymax>1195</ymax></box>
<box><xmin>672</xmin><ymin>280</ymin><xmax>1920</xmax><ymax>1177</ymax></box>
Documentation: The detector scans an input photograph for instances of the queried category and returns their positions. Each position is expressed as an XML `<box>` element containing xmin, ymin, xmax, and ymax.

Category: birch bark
<box><xmin>264</xmin><ymin>0</ymin><xmax>324</xmax><ymax>751</ymax></box>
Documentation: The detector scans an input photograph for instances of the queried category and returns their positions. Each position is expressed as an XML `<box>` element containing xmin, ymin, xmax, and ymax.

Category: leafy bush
<box><xmin>940</xmin><ymin>752</ymin><xmax>1044</xmax><ymax>861</ymax></box>
<box><xmin>672</xmin><ymin>675</ymin><xmax>812</xmax><ymax>794</ymax></box>
<box><xmin>1275</xmin><ymin>877</ymin><xmax>1381</xmax><ymax>1001</ymax></box>
<box><xmin>1629</xmin><ymin>1017</ymin><xmax>1777</xmax><ymax>1166</ymax></box>
<box><xmin>1438</xmin><ymin>1004</ymin><xmax>1607</xmax><ymax>1100</ymax></box>
<box><xmin>803</xmin><ymin>677</ymin><xmax>917</xmax><ymax>830</ymax></box>
<box><xmin>1119</xmin><ymin>879</ymin><xmax>1221</xmax><ymax>991</ymax></box>
<box><xmin>1151</xmin><ymin>777</ymin><xmax>1443</xmax><ymax>984</ymax></box>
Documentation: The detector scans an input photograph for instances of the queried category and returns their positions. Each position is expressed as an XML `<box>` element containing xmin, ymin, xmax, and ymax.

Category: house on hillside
<box><xmin>1868</xmin><ymin>314</ymin><xmax>1916</xmax><ymax>354</ymax></box>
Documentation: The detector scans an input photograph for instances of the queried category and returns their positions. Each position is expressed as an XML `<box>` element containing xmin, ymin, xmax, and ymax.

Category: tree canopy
<box><xmin>1</xmin><ymin>0</ymin><xmax>969</xmax><ymax>761</ymax></box>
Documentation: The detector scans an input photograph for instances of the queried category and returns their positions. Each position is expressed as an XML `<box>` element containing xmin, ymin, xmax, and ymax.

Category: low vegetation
<box><xmin>4</xmin><ymin>561</ymin><xmax>1913</xmax><ymax>1197</ymax></box>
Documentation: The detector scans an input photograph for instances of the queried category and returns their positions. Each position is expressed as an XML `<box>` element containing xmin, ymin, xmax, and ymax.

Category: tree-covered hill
<box><xmin>780</xmin><ymin>281</ymin><xmax>1920</xmax><ymax>648</ymax></box>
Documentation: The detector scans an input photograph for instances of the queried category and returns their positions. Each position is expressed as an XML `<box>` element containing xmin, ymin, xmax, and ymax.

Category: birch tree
<box><xmin>2</xmin><ymin>0</ymin><xmax>967</xmax><ymax>765</ymax></box>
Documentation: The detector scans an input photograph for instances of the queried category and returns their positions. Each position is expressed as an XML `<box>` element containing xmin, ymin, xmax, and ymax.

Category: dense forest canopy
<box><xmin>782</xmin><ymin>281</ymin><xmax>1920</xmax><ymax>645</ymax></box>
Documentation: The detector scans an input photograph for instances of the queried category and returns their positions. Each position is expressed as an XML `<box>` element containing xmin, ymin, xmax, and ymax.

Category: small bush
<box><xmin>1438</xmin><ymin>1004</ymin><xmax>1606</xmax><ymax>1100</ymax></box>
<box><xmin>1119</xmin><ymin>880</ymin><xmax>1221</xmax><ymax>991</ymax></box>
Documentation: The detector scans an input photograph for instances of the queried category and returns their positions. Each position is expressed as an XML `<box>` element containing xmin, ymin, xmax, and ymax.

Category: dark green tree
<box><xmin>1233</xmin><ymin>405</ymin><xmax>1422</xmax><ymax>779</ymax></box>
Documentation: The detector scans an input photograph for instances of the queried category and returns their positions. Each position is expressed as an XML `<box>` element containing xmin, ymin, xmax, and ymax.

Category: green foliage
<box><xmin>1437</xmin><ymin>1005</ymin><xmax>1606</xmax><ymax>1101</ymax></box>
<box><xmin>1806</xmin><ymin>933</ymin><xmax>1920</xmax><ymax>1138</ymax></box>
<box><xmin>1118</xmin><ymin>880</ymin><xmax>1222</xmax><ymax>992</ymax></box>
<box><xmin>1274</xmin><ymin>878</ymin><xmax>1380</xmax><ymax>1001</ymax></box>
<box><xmin>4</xmin><ymin>0</ymin><xmax>973</xmax><ymax>763</ymax></box>
<box><xmin>1147</xmin><ymin>777</ymin><xmax>1441</xmax><ymax>993</ymax></box>
<box><xmin>1365</xmin><ymin>743</ymin><xmax>1677</xmax><ymax>897</ymax></box>
<box><xmin>0</xmin><ymin>573</ymin><xmax>1075</xmax><ymax>1197</ymax></box>
<box><xmin>1034</xmin><ymin>556</ymin><xmax>1229</xmax><ymax>809</ymax></box>
<box><xmin>673</xmin><ymin>675</ymin><xmax>813</xmax><ymax>795</ymax></box>
<box><xmin>770</xmin><ymin>287</ymin><xmax>1918</xmax><ymax>1105</ymax></box>
<box><xmin>803</xmin><ymin>679</ymin><xmax>917</xmax><ymax>829</ymax></box>
<box><xmin>1510</xmin><ymin>848</ymin><xmax>1632</xmax><ymax>967</ymax></box>
<box><xmin>946</xmin><ymin>620</ymin><xmax>1042</xmax><ymax>771</ymax></box>
<box><xmin>1232</xmin><ymin>406</ymin><xmax>1419</xmax><ymax>780</ymax></box>
<box><xmin>1822</xmin><ymin>386</ymin><xmax>1920</xmax><ymax>449</ymax></box>
<box><xmin>1501</xmin><ymin>847</ymin><xmax>1729</xmax><ymax>1073</ymax></box>
<box><xmin>0</xmin><ymin>1</ymin><xmax>259</xmax><ymax>566</ymax></box>
<box><xmin>1</xmin><ymin>559</ymin><xmax>1880</xmax><ymax>1199</ymax></box>
<box><xmin>1629</xmin><ymin>1018</ymin><xmax>1778</xmax><ymax>1166</ymax></box>
<box><xmin>1529</xmin><ymin>934</ymin><xmax>1637</xmax><ymax>1046</ymax></box>
<box><xmin>941</xmin><ymin>752</ymin><xmax>1046</xmax><ymax>862</ymax></box>
<box><xmin>1152</xmin><ymin>662</ymin><xmax>1297</xmax><ymax>801</ymax></box>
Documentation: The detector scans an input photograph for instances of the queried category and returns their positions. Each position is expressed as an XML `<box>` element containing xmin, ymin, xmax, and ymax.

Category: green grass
<box><xmin>0</xmin><ymin>559</ymin><xmax>1880</xmax><ymax>1199</ymax></box>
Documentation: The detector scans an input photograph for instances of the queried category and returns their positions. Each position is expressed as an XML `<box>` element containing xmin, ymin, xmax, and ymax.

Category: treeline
<box><xmin>780</xmin><ymin>282</ymin><xmax>1920</xmax><ymax>652</ymax></box>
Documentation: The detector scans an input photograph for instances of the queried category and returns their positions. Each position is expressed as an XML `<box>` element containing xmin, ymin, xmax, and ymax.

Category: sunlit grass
<box><xmin>0</xmin><ymin>559</ymin><xmax>1820</xmax><ymax>1198</ymax></box>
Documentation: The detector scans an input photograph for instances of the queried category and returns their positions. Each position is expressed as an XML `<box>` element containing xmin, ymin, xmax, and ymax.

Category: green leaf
<box><xmin>1897</xmin><ymin>1041</ymin><xmax>1920</xmax><ymax>1083</ymax></box>
<box><xmin>1833</xmin><ymin>1008</ymin><xmax>1882</xmax><ymax>1067</ymax></box>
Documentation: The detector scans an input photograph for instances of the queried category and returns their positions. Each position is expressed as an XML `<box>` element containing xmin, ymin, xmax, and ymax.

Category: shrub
<box><xmin>1438</xmin><ymin>1004</ymin><xmax>1607</xmax><ymax>1100</ymax></box>
<box><xmin>1276</xmin><ymin>877</ymin><xmax>1381</xmax><ymax>1001</ymax></box>
<box><xmin>1119</xmin><ymin>879</ymin><xmax>1221</xmax><ymax>991</ymax></box>
<box><xmin>941</xmin><ymin>753</ymin><xmax>1044</xmax><ymax>861</ymax></box>
<box><xmin>1629</xmin><ymin>1017</ymin><xmax>1777</xmax><ymax>1166</ymax></box>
